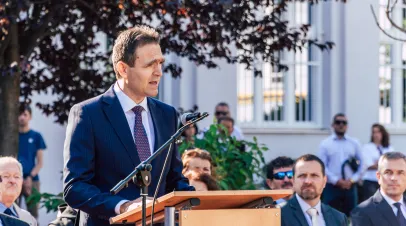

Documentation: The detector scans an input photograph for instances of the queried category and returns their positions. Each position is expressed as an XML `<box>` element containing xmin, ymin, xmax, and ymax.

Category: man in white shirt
<box><xmin>213</xmin><ymin>102</ymin><xmax>244</xmax><ymax>140</ymax></box>
<box><xmin>318</xmin><ymin>113</ymin><xmax>362</xmax><ymax>216</ymax></box>
<box><xmin>281</xmin><ymin>154</ymin><xmax>348</xmax><ymax>226</ymax></box>
<box><xmin>351</xmin><ymin>152</ymin><xmax>406</xmax><ymax>226</ymax></box>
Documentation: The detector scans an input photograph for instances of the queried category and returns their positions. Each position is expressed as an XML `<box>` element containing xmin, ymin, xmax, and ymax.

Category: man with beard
<box><xmin>265</xmin><ymin>156</ymin><xmax>294</xmax><ymax>205</ymax></box>
<box><xmin>351</xmin><ymin>152</ymin><xmax>406</xmax><ymax>226</ymax></box>
<box><xmin>318</xmin><ymin>113</ymin><xmax>362</xmax><ymax>216</ymax></box>
<box><xmin>281</xmin><ymin>154</ymin><xmax>348</xmax><ymax>226</ymax></box>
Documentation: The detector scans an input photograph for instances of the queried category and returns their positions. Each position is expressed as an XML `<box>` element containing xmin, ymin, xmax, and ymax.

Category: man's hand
<box><xmin>119</xmin><ymin>197</ymin><xmax>153</xmax><ymax>214</ymax></box>
<box><xmin>336</xmin><ymin>179</ymin><xmax>352</xmax><ymax>190</ymax></box>
<box><xmin>22</xmin><ymin>176</ymin><xmax>33</xmax><ymax>196</ymax></box>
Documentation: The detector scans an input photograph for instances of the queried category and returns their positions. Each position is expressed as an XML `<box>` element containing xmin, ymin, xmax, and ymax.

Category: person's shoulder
<box><xmin>319</xmin><ymin>135</ymin><xmax>333</xmax><ymax>146</ymax></box>
<box><xmin>323</xmin><ymin>203</ymin><xmax>346</xmax><ymax>219</ymax></box>
<box><xmin>17</xmin><ymin>208</ymin><xmax>37</xmax><ymax>226</ymax></box>
<box><xmin>148</xmin><ymin>98</ymin><xmax>176</xmax><ymax>113</ymax></box>
<box><xmin>345</xmin><ymin>135</ymin><xmax>361</xmax><ymax>145</ymax></box>
<box><xmin>351</xmin><ymin>196</ymin><xmax>375</xmax><ymax>215</ymax></box>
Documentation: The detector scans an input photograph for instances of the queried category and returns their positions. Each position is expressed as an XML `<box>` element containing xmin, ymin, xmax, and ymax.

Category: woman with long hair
<box><xmin>360</xmin><ymin>123</ymin><xmax>393</xmax><ymax>202</ymax></box>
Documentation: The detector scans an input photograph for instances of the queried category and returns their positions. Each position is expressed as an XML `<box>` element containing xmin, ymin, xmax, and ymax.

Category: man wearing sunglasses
<box><xmin>213</xmin><ymin>102</ymin><xmax>244</xmax><ymax>140</ymax></box>
<box><xmin>318</xmin><ymin>113</ymin><xmax>363</xmax><ymax>216</ymax></box>
<box><xmin>265</xmin><ymin>156</ymin><xmax>294</xmax><ymax>204</ymax></box>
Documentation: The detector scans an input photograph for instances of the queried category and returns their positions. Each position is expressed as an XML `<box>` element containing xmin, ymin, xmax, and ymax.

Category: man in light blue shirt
<box><xmin>318</xmin><ymin>113</ymin><xmax>362</xmax><ymax>216</ymax></box>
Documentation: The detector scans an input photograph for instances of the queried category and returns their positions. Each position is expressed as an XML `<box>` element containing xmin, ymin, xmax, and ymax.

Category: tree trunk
<box><xmin>0</xmin><ymin>21</ymin><xmax>20</xmax><ymax>157</ymax></box>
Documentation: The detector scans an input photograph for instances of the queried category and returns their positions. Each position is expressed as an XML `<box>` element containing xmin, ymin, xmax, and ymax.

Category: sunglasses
<box><xmin>334</xmin><ymin>120</ymin><xmax>347</xmax><ymax>125</ymax></box>
<box><xmin>215</xmin><ymin>111</ymin><xmax>229</xmax><ymax>116</ymax></box>
<box><xmin>273</xmin><ymin>171</ymin><xmax>293</xmax><ymax>180</ymax></box>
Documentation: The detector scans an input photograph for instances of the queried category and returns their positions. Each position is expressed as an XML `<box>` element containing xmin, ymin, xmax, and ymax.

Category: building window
<box><xmin>378</xmin><ymin>0</ymin><xmax>406</xmax><ymax>126</ymax></box>
<box><xmin>237</xmin><ymin>2</ymin><xmax>323</xmax><ymax>128</ymax></box>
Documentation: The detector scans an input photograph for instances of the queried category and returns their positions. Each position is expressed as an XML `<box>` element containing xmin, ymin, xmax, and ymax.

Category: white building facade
<box><xmin>33</xmin><ymin>0</ymin><xmax>406</xmax><ymax>224</ymax></box>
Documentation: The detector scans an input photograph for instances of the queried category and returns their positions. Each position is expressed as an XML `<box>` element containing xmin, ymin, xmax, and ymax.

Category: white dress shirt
<box><xmin>361</xmin><ymin>143</ymin><xmax>393</xmax><ymax>182</ymax></box>
<box><xmin>318</xmin><ymin>134</ymin><xmax>363</xmax><ymax>184</ymax></box>
<box><xmin>113</xmin><ymin>82</ymin><xmax>156</xmax><ymax>214</ymax></box>
<box><xmin>114</xmin><ymin>83</ymin><xmax>155</xmax><ymax>154</ymax></box>
<box><xmin>381</xmin><ymin>190</ymin><xmax>406</xmax><ymax>218</ymax></box>
<box><xmin>296</xmin><ymin>194</ymin><xmax>326</xmax><ymax>226</ymax></box>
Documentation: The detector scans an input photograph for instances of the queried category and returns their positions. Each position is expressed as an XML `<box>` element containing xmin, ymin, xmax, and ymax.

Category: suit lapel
<box><xmin>374</xmin><ymin>191</ymin><xmax>399</xmax><ymax>226</ymax></box>
<box><xmin>147</xmin><ymin>97</ymin><xmax>163</xmax><ymax>152</ymax></box>
<box><xmin>102</xmin><ymin>86</ymin><xmax>140</xmax><ymax>166</ymax></box>
<box><xmin>321</xmin><ymin>204</ymin><xmax>336</xmax><ymax>226</ymax></box>
<box><xmin>289</xmin><ymin>196</ymin><xmax>310</xmax><ymax>226</ymax></box>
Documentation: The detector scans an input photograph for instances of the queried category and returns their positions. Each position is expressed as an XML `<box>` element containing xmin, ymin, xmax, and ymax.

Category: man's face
<box><xmin>332</xmin><ymin>116</ymin><xmax>348</xmax><ymax>136</ymax></box>
<box><xmin>118</xmin><ymin>43</ymin><xmax>164</xmax><ymax>99</ymax></box>
<box><xmin>186</xmin><ymin>158</ymin><xmax>211</xmax><ymax>175</ymax></box>
<box><xmin>293</xmin><ymin>160</ymin><xmax>327</xmax><ymax>201</ymax></box>
<box><xmin>0</xmin><ymin>162</ymin><xmax>23</xmax><ymax>201</ymax></box>
<box><xmin>377</xmin><ymin>158</ymin><xmax>406</xmax><ymax>199</ymax></box>
<box><xmin>266</xmin><ymin>166</ymin><xmax>293</xmax><ymax>190</ymax></box>
<box><xmin>215</xmin><ymin>105</ymin><xmax>230</xmax><ymax>120</ymax></box>
<box><xmin>18</xmin><ymin>110</ymin><xmax>31</xmax><ymax>127</ymax></box>
<box><xmin>220</xmin><ymin>120</ymin><xmax>234</xmax><ymax>136</ymax></box>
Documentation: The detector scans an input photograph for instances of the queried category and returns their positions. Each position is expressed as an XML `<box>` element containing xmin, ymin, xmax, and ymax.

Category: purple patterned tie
<box><xmin>132</xmin><ymin>106</ymin><xmax>151</xmax><ymax>161</ymax></box>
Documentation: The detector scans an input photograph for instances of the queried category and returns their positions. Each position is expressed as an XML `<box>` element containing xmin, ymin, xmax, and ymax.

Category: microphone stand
<box><xmin>110</xmin><ymin>112</ymin><xmax>209</xmax><ymax>226</ymax></box>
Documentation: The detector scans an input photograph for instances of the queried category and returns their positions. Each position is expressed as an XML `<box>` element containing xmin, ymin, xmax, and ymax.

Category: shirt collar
<box><xmin>114</xmin><ymin>82</ymin><xmax>149</xmax><ymax>113</ymax></box>
<box><xmin>0</xmin><ymin>203</ymin><xmax>18</xmax><ymax>217</ymax></box>
<box><xmin>332</xmin><ymin>133</ymin><xmax>347</xmax><ymax>140</ymax></box>
<box><xmin>295</xmin><ymin>193</ymin><xmax>322</xmax><ymax>216</ymax></box>
<box><xmin>381</xmin><ymin>189</ymin><xmax>404</xmax><ymax>207</ymax></box>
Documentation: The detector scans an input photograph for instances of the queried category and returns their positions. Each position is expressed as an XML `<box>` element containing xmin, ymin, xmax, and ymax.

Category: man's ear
<box><xmin>265</xmin><ymin>179</ymin><xmax>273</xmax><ymax>189</ymax></box>
<box><xmin>116</xmin><ymin>61</ymin><xmax>129</xmax><ymax>79</ymax></box>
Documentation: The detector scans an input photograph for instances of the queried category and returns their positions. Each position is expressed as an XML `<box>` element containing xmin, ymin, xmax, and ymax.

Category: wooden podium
<box><xmin>110</xmin><ymin>190</ymin><xmax>292</xmax><ymax>226</ymax></box>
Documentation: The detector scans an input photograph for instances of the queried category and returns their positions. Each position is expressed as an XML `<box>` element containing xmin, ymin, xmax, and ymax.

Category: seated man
<box><xmin>265</xmin><ymin>156</ymin><xmax>294</xmax><ymax>205</ymax></box>
<box><xmin>0</xmin><ymin>157</ymin><xmax>37</xmax><ymax>226</ymax></box>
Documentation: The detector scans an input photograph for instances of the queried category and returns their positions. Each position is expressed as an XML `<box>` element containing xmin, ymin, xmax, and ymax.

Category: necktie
<box><xmin>306</xmin><ymin>208</ymin><xmax>319</xmax><ymax>226</ymax></box>
<box><xmin>394</xmin><ymin>203</ymin><xmax>406</xmax><ymax>226</ymax></box>
<box><xmin>132</xmin><ymin>106</ymin><xmax>151</xmax><ymax>161</ymax></box>
<box><xmin>4</xmin><ymin>208</ymin><xmax>14</xmax><ymax>217</ymax></box>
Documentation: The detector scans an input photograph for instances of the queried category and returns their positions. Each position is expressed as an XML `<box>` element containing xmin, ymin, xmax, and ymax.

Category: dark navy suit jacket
<box><xmin>351</xmin><ymin>190</ymin><xmax>406</xmax><ymax>226</ymax></box>
<box><xmin>281</xmin><ymin>195</ymin><xmax>348</xmax><ymax>226</ymax></box>
<box><xmin>63</xmin><ymin>86</ymin><xmax>194</xmax><ymax>226</ymax></box>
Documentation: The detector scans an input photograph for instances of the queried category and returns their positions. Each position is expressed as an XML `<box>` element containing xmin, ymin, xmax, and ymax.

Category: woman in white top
<box><xmin>360</xmin><ymin>123</ymin><xmax>393</xmax><ymax>202</ymax></box>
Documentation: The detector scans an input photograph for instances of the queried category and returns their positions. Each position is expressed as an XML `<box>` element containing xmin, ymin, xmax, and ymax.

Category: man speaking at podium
<box><xmin>63</xmin><ymin>25</ymin><xmax>194</xmax><ymax>226</ymax></box>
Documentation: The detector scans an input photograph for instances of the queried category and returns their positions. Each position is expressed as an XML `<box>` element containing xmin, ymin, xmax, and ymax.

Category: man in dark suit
<box><xmin>63</xmin><ymin>26</ymin><xmax>194</xmax><ymax>226</ymax></box>
<box><xmin>281</xmin><ymin>154</ymin><xmax>348</xmax><ymax>226</ymax></box>
<box><xmin>351</xmin><ymin>152</ymin><xmax>406</xmax><ymax>226</ymax></box>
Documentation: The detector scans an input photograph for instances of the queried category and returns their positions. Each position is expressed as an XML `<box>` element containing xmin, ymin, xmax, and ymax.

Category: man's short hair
<box><xmin>332</xmin><ymin>113</ymin><xmax>346</xmax><ymax>122</ymax></box>
<box><xmin>378</xmin><ymin>152</ymin><xmax>406</xmax><ymax>172</ymax></box>
<box><xmin>266</xmin><ymin>156</ymin><xmax>294</xmax><ymax>180</ymax></box>
<box><xmin>0</xmin><ymin>157</ymin><xmax>23</xmax><ymax>176</ymax></box>
<box><xmin>181</xmin><ymin>148</ymin><xmax>213</xmax><ymax>175</ymax></box>
<box><xmin>217</xmin><ymin>116</ymin><xmax>234</xmax><ymax>126</ymax></box>
<box><xmin>292</xmin><ymin>154</ymin><xmax>325</xmax><ymax>176</ymax></box>
<box><xmin>19</xmin><ymin>104</ymin><xmax>32</xmax><ymax>115</ymax></box>
<box><xmin>112</xmin><ymin>25</ymin><xmax>160</xmax><ymax>79</ymax></box>
<box><xmin>215</xmin><ymin>102</ymin><xmax>229</xmax><ymax>109</ymax></box>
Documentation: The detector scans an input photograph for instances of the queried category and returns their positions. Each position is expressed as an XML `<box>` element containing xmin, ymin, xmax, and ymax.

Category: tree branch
<box><xmin>20</xmin><ymin>3</ymin><xmax>63</xmax><ymax>58</ymax></box>
<box><xmin>370</xmin><ymin>4</ymin><xmax>406</xmax><ymax>42</ymax></box>
<box><xmin>385</xmin><ymin>0</ymin><xmax>406</xmax><ymax>34</ymax></box>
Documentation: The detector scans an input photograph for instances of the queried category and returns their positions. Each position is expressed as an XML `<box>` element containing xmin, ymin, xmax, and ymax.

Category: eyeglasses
<box><xmin>273</xmin><ymin>171</ymin><xmax>293</xmax><ymax>180</ymax></box>
<box><xmin>334</xmin><ymin>120</ymin><xmax>347</xmax><ymax>125</ymax></box>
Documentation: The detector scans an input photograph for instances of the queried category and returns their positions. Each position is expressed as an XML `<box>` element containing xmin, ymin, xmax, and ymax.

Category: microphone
<box><xmin>181</xmin><ymin>112</ymin><xmax>204</xmax><ymax>125</ymax></box>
